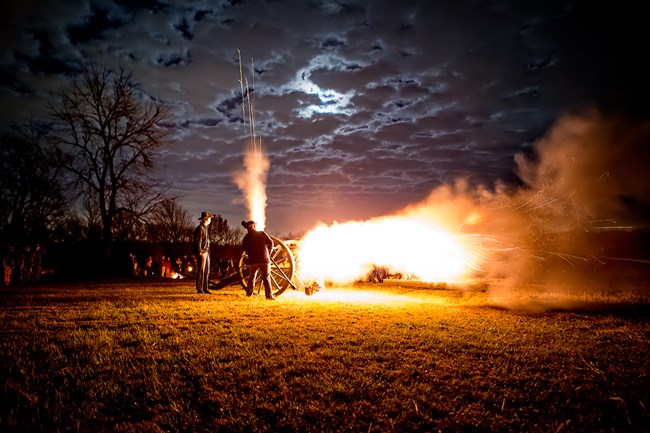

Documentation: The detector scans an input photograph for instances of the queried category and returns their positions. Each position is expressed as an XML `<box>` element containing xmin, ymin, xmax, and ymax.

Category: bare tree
<box><xmin>49</xmin><ymin>63</ymin><xmax>172</xmax><ymax>260</ymax></box>
<box><xmin>209</xmin><ymin>214</ymin><xmax>241</xmax><ymax>246</ymax></box>
<box><xmin>0</xmin><ymin>124</ymin><xmax>68</xmax><ymax>243</ymax></box>
<box><xmin>113</xmin><ymin>208</ymin><xmax>148</xmax><ymax>242</ymax></box>
<box><xmin>146</xmin><ymin>199</ymin><xmax>194</xmax><ymax>242</ymax></box>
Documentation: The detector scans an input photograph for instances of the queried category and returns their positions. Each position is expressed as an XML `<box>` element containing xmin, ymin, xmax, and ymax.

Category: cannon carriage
<box><xmin>236</xmin><ymin>237</ymin><xmax>318</xmax><ymax>297</ymax></box>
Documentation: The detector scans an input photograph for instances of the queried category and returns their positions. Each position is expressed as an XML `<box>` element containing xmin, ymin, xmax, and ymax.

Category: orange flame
<box><xmin>296</xmin><ymin>211</ymin><xmax>476</xmax><ymax>285</ymax></box>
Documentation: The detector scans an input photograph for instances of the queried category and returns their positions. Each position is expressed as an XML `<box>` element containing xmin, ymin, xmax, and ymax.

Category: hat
<box><xmin>241</xmin><ymin>220</ymin><xmax>255</xmax><ymax>229</ymax></box>
<box><xmin>199</xmin><ymin>211</ymin><xmax>213</xmax><ymax>220</ymax></box>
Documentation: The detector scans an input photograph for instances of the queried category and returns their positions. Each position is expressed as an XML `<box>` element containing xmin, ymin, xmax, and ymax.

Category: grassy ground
<box><xmin>0</xmin><ymin>278</ymin><xmax>648</xmax><ymax>433</ymax></box>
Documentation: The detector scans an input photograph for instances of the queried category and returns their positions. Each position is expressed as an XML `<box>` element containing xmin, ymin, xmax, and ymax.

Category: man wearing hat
<box><xmin>241</xmin><ymin>220</ymin><xmax>275</xmax><ymax>299</ymax></box>
<box><xmin>193</xmin><ymin>211</ymin><xmax>213</xmax><ymax>294</ymax></box>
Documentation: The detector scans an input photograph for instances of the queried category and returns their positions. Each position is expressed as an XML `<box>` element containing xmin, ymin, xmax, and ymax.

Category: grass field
<box><xmin>1</xmin><ymin>278</ymin><xmax>648</xmax><ymax>433</ymax></box>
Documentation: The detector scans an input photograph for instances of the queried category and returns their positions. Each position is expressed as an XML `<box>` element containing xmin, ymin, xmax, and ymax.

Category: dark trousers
<box><xmin>196</xmin><ymin>252</ymin><xmax>210</xmax><ymax>293</ymax></box>
<box><xmin>247</xmin><ymin>262</ymin><xmax>272</xmax><ymax>297</ymax></box>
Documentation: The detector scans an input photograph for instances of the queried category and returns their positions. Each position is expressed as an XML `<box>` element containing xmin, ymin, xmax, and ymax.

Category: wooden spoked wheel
<box><xmin>237</xmin><ymin>237</ymin><xmax>296</xmax><ymax>297</ymax></box>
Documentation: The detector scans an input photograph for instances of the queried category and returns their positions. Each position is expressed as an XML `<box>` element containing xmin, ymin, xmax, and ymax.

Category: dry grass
<box><xmin>0</xmin><ymin>278</ymin><xmax>648</xmax><ymax>433</ymax></box>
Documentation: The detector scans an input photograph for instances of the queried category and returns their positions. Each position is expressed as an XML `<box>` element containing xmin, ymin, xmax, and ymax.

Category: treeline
<box><xmin>0</xmin><ymin>63</ymin><xmax>241</xmax><ymax>278</ymax></box>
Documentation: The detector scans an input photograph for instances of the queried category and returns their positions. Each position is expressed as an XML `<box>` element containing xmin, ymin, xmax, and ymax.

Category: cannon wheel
<box><xmin>237</xmin><ymin>237</ymin><xmax>296</xmax><ymax>297</ymax></box>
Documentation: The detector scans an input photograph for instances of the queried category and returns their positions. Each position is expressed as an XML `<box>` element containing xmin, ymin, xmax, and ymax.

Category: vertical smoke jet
<box><xmin>234</xmin><ymin>50</ymin><xmax>269</xmax><ymax>230</ymax></box>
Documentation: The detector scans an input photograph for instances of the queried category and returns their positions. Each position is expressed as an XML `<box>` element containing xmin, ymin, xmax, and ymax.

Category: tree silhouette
<box><xmin>0</xmin><ymin>125</ymin><xmax>68</xmax><ymax>244</ymax></box>
<box><xmin>49</xmin><ymin>64</ymin><xmax>172</xmax><ymax>261</ymax></box>
<box><xmin>209</xmin><ymin>214</ymin><xmax>241</xmax><ymax>246</ymax></box>
<box><xmin>146</xmin><ymin>199</ymin><xmax>194</xmax><ymax>243</ymax></box>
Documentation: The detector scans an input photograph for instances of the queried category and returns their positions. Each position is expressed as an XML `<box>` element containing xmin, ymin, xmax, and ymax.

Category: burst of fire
<box><xmin>296</xmin><ymin>212</ymin><xmax>478</xmax><ymax>285</ymax></box>
<box><xmin>226</xmin><ymin>87</ymin><xmax>648</xmax><ymax>307</ymax></box>
<box><xmin>292</xmin><ymin>110</ymin><xmax>650</xmax><ymax>292</ymax></box>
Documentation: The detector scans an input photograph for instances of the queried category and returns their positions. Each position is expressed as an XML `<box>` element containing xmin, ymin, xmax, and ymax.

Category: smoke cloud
<box><xmin>448</xmin><ymin>109</ymin><xmax>650</xmax><ymax>310</ymax></box>
<box><xmin>516</xmin><ymin>109</ymin><xmax>650</xmax><ymax>228</ymax></box>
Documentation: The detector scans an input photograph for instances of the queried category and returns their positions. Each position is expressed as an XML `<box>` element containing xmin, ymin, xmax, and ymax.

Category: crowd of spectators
<box><xmin>127</xmin><ymin>253</ymin><xmax>236</xmax><ymax>280</ymax></box>
<box><xmin>3</xmin><ymin>243</ymin><xmax>46</xmax><ymax>286</ymax></box>
<box><xmin>2</xmin><ymin>245</ymin><xmax>239</xmax><ymax>285</ymax></box>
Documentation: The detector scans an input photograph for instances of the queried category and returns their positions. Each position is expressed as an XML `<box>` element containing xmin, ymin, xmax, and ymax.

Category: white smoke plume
<box><xmin>234</xmin><ymin>147</ymin><xmax>269</xmax><ymax>230</ymax></box>
<box><xmin>234</xmin><ymin>50</ymin><xmax>269</xmax><ymax>230</ymax></box>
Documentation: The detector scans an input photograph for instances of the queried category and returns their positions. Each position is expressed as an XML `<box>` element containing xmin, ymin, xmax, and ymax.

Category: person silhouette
<box><xmin>241</xmin><ymin>220</ymin><xmax>275</xmax><ymax>300</ymax></box>
<box><xmin>193</xmin><ymin>211</ymin><xmax>213</xmax><ymax>294</ymax></box>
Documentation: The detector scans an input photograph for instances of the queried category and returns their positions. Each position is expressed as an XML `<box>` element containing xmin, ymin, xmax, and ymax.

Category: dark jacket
<box><xmin>193</xmin><ymin>224</ymin><xmax>210</xmax><ymax>256</ymax></box>
<box><xmin>242</xmin><ymin>230</ymin><xmax>274</xmax><ymax>264</ymax></box>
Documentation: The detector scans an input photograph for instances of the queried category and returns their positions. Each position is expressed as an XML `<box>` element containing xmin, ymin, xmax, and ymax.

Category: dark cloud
<box><xmin>68</xmin><ymin>5</ymin><xmax>125</xmax><ymax>44</ymax></box>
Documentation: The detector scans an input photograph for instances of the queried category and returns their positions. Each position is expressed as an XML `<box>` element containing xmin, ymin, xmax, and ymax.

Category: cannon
<box><xmin>236</xmin><ymin>237</ymin><xmax>318</xmax><ymax>297</ymax></box>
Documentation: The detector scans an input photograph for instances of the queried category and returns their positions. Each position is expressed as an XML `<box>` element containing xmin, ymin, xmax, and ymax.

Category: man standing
<box><xmin>241</xmin><ymin>220</ymin><xmax>275</xmax><ymax>300</ymax></box>
<box><xmin>3</xmin><ymin>245</ymin><xmax>14</xmax><ymax>286</ymax></box>
<box><xmin>30</xmin><ymin>243</ymin><xmax>44</xmax><ymax>283</ymax></box>
<box><xmin>194</xmin><ymin>211</ymin><xmax>213</xmax><ymax>294</ymax></box>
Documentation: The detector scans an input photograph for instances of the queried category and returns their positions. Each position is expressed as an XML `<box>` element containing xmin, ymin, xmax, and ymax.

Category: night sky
<box><xmin>1</xmin><ymin>0</ymin><xmax>648</xmax><ymax>235</ymax></box>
